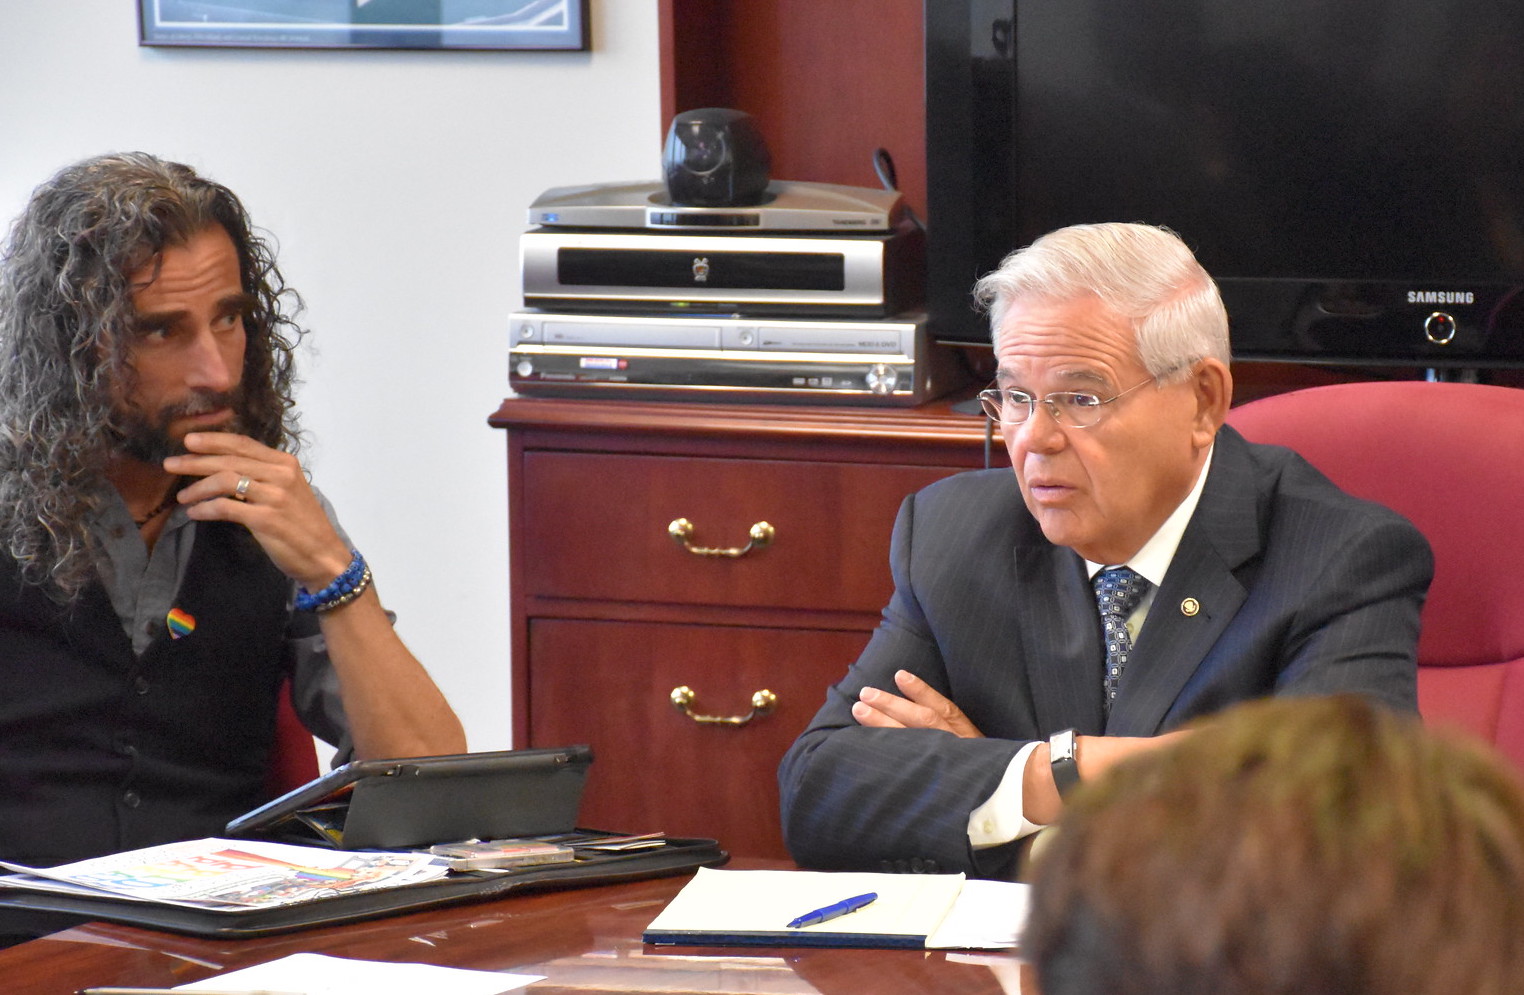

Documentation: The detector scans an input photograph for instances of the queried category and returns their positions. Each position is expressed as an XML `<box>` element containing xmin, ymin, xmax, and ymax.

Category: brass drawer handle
<box><xmin>667</xmin><ymin>518</ymin><xmax>775</xmax><ymax>558</ymax></box>
<box><xmin>670</xmin><ymin>685</ymin><xmax>778</xmax><ymax>726</ymax></box>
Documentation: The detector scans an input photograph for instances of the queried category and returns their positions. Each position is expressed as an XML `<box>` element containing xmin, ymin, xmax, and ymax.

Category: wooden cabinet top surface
<box><xmin>490</xmin><ymin>394</ymin><xmax>1007</xmax><ymax>467</ymax></box>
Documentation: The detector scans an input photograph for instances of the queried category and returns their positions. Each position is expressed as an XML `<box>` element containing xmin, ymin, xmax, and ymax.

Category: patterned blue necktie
<box><xmin>1094</xmin><ymin>566</ymin><xmax>1152</xmax><ymax>713</ymax></box>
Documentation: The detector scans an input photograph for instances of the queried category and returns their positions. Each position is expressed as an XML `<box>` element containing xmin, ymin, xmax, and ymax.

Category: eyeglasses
<box><xmin>977</xmin><ymin>377</ymin><xmax>1158</xmax><ymax>429</ymax></box>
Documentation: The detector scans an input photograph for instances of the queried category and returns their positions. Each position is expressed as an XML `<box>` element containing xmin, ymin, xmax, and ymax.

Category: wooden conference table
<box><xmin>0</xmin><ymin>860</ymin><xmax>1034</xmax><ymax>995</ymax></box>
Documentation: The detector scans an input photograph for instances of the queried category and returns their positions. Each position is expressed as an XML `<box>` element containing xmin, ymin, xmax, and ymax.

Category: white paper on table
<box><xmin>924</xmin><ymin>878</ymin><xmax>1030</xmax><ymax>950</ymax></box>
<box><xmin>174</xmin><ymin>952</ymin><xmax>543</xmax><ymax>995</ymax></box>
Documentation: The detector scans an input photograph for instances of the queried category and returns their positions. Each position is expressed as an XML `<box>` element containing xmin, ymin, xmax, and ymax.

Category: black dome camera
<box><xmin>662</xmin><ymin>107</ymin><xmax>772</xmax><ymax>207</ymax></box>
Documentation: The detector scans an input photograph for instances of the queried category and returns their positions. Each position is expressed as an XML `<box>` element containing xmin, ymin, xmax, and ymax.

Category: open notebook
<box><xmin>642</xmin><ymin>867</ymin><xmax>1030</xmax><ymax>950</ymax></box>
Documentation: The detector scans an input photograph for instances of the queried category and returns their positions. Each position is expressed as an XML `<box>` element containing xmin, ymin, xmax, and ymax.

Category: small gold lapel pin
<box><xmin>1180</xmin><ymin>597</ymin><xmax>1201</xmax><ymax>617</ymax></box>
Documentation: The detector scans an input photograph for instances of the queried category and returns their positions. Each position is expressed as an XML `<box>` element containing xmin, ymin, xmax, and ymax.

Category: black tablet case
<box><xmin>0</xmin><ymin>834</ymin><xmax>728</xmax><ymax>938</ymax></box>
<box><xmin>226</xmin><ymin>745</ymin><xmax>594</xmax><ymax>849</ymax></box>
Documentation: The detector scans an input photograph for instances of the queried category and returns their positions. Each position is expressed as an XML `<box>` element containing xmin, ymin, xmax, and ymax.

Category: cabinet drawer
<box><xmin>522</xmin><ymin>451</ymin><xmax>958</xmax><ymax>612</ymax></box>
<box><xmin>527</xmin><ymin>618</ymin><xmax>868</xmax><ymax>859</ymax></box>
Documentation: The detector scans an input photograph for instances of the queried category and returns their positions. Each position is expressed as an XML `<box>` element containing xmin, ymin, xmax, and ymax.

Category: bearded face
<box><xmin>111</xmin><ymin>387</ymin><xmax>246</xmax><ymax>463</ymax></box>
<box><xmin>112</xmin><ymin>225</ymin><xmax>251</xmax><ymax>465</ymax></box>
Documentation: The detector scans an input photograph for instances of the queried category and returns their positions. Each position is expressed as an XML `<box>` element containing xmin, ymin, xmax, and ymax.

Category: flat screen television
<box><xmin>926</xmin><ymin>0</ymin><xmax>1524</xmax><ymax>368</ymax></box>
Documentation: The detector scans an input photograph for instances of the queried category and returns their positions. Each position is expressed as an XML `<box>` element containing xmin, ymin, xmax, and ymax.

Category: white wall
<box><xmin>0</xmin><ymin>0</ymin><xmax>662</xmax><ymax>752</ymax></box>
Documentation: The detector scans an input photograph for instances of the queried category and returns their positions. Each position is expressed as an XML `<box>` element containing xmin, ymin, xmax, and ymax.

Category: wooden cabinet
<box><xmin>490</xmin><ymin>396</ymin><xmax>1005</xmax><ymax>858</ymax></box>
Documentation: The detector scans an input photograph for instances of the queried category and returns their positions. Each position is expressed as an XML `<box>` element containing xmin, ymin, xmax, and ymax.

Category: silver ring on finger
<box><xmin>233</xmin><ymin>476</ymin><xmax>253</xmax><ymax>502</ymax></box>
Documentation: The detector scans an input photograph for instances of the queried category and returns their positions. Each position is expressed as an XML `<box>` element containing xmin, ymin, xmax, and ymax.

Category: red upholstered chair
<box><xmin>1226</xmin><ymin>380</ymin><xmax>1524</xmax><ymax>770</ymax></box>
<box><xmin>266</xmin><ymin>679</ymin><xmax>320</xmax><ymax>797</ymax></box>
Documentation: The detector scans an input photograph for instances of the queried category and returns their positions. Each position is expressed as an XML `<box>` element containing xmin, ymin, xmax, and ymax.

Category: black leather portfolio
<box><xmin>0</xmin><ymin>833</ymin><xmax>728</xmax><ymax>938</ymax></box>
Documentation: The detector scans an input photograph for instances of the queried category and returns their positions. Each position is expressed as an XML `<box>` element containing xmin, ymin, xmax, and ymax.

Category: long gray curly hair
<box><xmin>0</xmin><ymin>152</ymin><xmax>305</xmax><ymax>598</ymax></box>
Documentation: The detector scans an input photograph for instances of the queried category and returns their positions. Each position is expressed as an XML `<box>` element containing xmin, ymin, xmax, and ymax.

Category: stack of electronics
<box><xmin>509</xmin><ymin>109</ymin><xmax>957</xmax><ymax>406</ymax></box>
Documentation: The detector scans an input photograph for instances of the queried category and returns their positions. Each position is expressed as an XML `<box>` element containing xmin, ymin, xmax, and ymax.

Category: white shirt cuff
<box><xmin>968</xmin><ymin>740</ymin><xmax>1047</xmax><ymax>848</ymax></box>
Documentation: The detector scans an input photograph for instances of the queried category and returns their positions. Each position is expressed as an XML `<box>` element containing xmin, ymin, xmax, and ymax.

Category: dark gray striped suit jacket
<box><xmin>777</xmin><ymin>425</ymin><xmax>1431</xmax><ymax>878</ymax></box>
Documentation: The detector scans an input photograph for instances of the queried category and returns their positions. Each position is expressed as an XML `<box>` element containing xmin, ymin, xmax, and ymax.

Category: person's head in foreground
<box><xmin>1024</xmin><ymin>694</ymin><xmax>1524</xmax><ymax>995</ymax></box>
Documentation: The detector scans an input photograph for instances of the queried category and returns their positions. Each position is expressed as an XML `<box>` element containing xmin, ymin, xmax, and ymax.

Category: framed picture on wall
<box><xmin>138</xmin><ymin>0</ymin><xmax>589</xmax><ymax>52</ymax></box>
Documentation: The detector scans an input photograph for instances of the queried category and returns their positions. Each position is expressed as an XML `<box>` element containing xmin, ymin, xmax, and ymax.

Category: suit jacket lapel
<box><xmin>1106</xmin><ymin>428</ymin><xmax>1264</xmax><ymax>735</ymax></box>
<box><xmin>1016</xmin><ymin>539</ymin><xmax>1108</xmax><ymax>736</ymax></box>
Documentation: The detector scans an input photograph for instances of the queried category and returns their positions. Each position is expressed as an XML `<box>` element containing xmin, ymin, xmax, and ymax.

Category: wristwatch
<box><xmin>1049</xmin><ymin>728</ymin><xmax>1080</xmax><ymax>797</ymax></box>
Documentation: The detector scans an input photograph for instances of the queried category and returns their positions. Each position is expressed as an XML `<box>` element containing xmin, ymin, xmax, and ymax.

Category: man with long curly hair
<box><xmin>0</xmin><ymin>152</ymin><xmax>464</xmax><ymax>943</ymax></box>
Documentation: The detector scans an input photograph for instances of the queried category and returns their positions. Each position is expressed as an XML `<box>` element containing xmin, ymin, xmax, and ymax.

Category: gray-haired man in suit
<box><xmin>778</xmin><ymin>222</ymin><xmax>1432</xmax><ymax>879</ymax></box>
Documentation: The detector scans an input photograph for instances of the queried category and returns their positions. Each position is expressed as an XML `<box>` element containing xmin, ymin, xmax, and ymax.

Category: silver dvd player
<box><xmin>519</xmin><ymin>225</ymin><xmax>923</xmax><ymax>318</ymax></box>
<box><xmin>508</xmin><ymin>311</ymin><xmax>957</xmax><ymax>406</ymax></box>
<box><xmin>527</xmin><ymin>179</ymin><xmax>904</xmax><ymax>232</ymax></box>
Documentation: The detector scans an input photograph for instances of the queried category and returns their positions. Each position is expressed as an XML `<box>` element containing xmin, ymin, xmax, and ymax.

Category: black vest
<box><xmin>0</xmin><ymin>522</ymin><xmax>292</xmax><ymax>868</ymax></box>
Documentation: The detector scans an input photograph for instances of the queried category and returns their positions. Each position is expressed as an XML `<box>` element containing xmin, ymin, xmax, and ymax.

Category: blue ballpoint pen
<box><xmin>786</xmin><ymin>891</ymin><xmax>879</xmax><ymax>928</ymax></box>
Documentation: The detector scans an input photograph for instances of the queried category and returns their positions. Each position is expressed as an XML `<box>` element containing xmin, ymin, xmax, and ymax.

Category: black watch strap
<box><xmin>1049</xmin><ymin>728</ymin><xmax>1080</xmax><ymax>797</ymax></box>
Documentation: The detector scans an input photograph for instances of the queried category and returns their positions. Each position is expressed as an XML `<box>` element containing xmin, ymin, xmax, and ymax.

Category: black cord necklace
<box><xmin>133</xmin><ymin>488</ymin><xmax>179</xmax><ymax>527</ymax></box>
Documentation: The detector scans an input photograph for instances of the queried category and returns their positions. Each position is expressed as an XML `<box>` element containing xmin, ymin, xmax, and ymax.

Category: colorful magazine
<box><xmin>0</xmin><ymin>838</ymin><xmax>447</xmax><ymax>910</ymax></box>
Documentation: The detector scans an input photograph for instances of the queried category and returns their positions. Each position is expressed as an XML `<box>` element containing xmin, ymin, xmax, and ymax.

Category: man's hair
<box><xmin>971</xmin><ymin>222</ymin><xmax>1230</xmax><ymax>382</ymax></box>
<box><xmin>1025</xmin><ymin>695</ymin><xmax>1524</xmax><ymax>995</ymax></box>
<box><xmin>0</xmin><ymin>152</ymin><xmax>305</xmax><ymax>597</ymax></box>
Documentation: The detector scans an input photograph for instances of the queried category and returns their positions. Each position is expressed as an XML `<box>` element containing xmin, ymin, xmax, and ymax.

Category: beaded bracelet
<box><xmin>295</xmin><ymin>549</ymin><xmax>373</xmax><ymax>613</ymax></box>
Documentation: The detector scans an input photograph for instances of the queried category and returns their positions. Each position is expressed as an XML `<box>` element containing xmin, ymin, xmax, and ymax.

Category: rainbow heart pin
<box><xmin>166</xmin><ymin>607</ymin><xmax>196</xmax><ymax>639</ymax></box>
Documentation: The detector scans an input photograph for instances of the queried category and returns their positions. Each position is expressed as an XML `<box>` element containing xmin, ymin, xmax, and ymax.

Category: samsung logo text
<box><xmin>1407</xmin><ymin>290</ymin><xmax>1474</xmax><ymax>304</ymax></box>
